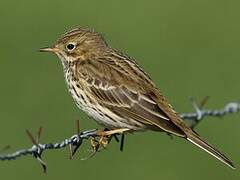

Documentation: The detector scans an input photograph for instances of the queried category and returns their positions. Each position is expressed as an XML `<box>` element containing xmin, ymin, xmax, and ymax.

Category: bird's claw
<box><xmin>81</xmin><ymin>128</ymin><xmax>129</xmax><ymax>160</ymax></box>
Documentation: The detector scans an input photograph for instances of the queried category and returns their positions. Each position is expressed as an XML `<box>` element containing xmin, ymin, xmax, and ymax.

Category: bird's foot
<box><xmin>81</xmin><ymin>128</ymin><xmax>129</xmax><ymax>160</ymax></box>
<box><xmin>94</xmin><ymin>128</ymin><xmax>129</xmax><ymax>149</ymax></box>
<box><xmin>97</xmin><ymin>128</ymin><xmax>130</xmax><ymax>136</ymax></box>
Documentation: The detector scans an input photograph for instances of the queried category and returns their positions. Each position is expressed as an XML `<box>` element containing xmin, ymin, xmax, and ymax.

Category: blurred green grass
<box><xmin>0</xmin><ymin>0</ymin><xmax>239</xmax><ymax>179</ymax></box>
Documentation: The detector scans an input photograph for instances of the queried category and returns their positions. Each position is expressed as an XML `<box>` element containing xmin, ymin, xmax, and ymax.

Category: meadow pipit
<box><xmin>40</xmin><ymin>27</ymin><xmax>235</xmax><ymax>169</ymax></box>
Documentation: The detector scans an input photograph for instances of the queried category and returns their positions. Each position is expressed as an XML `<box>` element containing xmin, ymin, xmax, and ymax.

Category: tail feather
<box><xmin>187</xmin><ymin>133</ymin><xmax>235</xmax><ymax>169</ymax></box>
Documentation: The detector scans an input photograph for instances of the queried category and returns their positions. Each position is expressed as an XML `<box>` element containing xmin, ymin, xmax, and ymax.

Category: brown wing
<box><xmin>75</xmin><ymin>57</ymin><xmax>185</xmax><ymax>137</ymax></box>
<box><xmin>74</xmin><ymin>54</ymin><xmax>235</xmax><ymax>169</ymax></box>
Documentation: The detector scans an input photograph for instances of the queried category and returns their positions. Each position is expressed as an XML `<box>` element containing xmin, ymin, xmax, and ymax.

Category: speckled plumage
<box><xmin>40</xmin><ymin>27</ymin><xmax>235</xmax><ymax>169</ymax></box>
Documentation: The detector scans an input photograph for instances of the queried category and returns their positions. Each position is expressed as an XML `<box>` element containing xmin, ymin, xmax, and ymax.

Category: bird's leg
<box><xmin>103</xmin><ymin>128</ymin><xmax>120</xmax><ymax>144</ymax></box>
<box><xmin>97</xmin><ymin>128</ymin><xmax>112</xmax><ymax>148</ymax></box>
<box><xmin>97</xmin><ymin>128</ymin><xmax>130</xmax><ymax>136</ymax></box>
<box><xmin>96</xmin><ymin>128</ymin><xmax>129</xmax><ymax>150</ymax></box>
<box><xmin>92</xmin><ymin>128</ymin><xmax>129</xmax><ymax>151</ymax></box>
<box><xmin>82</xmin><ymin>128</ymin><xmax>129</xmax><ymax>160</ymax></box>
<box><xmin>85</xmin><ymin>129</ymin><xmax>110</xmax><ymax>159</ymax></box>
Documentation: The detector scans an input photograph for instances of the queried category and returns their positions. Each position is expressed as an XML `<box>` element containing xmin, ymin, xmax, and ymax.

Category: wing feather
<box><xmin>76</xmin><ymin>58</ymin><xmax>185</xmax><ymax>136</ymax></box>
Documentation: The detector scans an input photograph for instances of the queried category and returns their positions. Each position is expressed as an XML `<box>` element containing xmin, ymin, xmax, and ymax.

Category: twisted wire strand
<box><xmin>0</xmin><ymin>101</ymin><xmax>239</xmax><ymax>172</ymax></box>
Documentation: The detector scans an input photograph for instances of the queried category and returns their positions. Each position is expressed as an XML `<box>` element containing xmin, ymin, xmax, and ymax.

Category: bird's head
<box><xmin>40</xmin><ymin>27</ymin><xmax>108</xmax><ymax>63</ymax></box>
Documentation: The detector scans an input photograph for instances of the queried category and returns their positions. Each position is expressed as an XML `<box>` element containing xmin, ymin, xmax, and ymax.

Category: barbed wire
<box><xmin>0</xmin><ymin>100</ymin><xmax>239</xmax><ymax>172</ymax></box>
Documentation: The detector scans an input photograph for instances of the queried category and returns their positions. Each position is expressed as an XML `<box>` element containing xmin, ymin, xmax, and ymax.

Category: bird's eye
<box><xmin>66</xmin><ymin>43</ymin><xmax>75</xmax><ymax>51</ymax></box>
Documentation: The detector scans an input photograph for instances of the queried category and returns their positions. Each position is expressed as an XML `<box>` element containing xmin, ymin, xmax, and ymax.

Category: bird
<box><xmin>40</xmin><ymin>27</ymin><xmax>235</xmax><ymax>169</ymax></box>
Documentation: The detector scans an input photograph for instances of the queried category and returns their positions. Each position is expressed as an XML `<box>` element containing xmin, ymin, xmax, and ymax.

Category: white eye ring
<box><xmin>66</xmin><ymin>43</ymin><xmax>76</xmax><ymax>51</ymax></box>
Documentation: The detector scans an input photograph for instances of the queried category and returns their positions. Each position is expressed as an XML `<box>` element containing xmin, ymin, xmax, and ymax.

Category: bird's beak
<box><xmin>39</xmin><ymin>47</ymin><xmax>59</xmax><ymax>53</ymax></box>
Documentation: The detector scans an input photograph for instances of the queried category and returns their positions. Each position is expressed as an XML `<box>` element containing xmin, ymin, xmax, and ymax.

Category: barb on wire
<box><xmin>180</xmin><ymin>100</ymin><xmax>240</xmax><ymax>128</ymax></box>
<box><xmin>0</xmin><ymin>100</ymin><xmax>239</xmax><ymax>172</ymax></box>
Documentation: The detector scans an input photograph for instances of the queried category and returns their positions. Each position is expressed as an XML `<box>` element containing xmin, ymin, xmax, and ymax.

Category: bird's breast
<box><xmin>63</xmin><ymin>68</ymin><xmax>147</xmax><ymax>130</ymax></box>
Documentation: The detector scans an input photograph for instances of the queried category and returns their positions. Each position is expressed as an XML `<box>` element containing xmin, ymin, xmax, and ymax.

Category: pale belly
<box><xmin>65</xmin><ymin>72</ymin><xmax>144</xmax><ymax>130</ymax></box>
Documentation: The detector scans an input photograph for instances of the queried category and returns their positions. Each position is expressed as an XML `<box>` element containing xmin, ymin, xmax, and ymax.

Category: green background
<box><xmin>0</xmin><ymin>0</ymin><xmax>239</xmax><ymax>179</ymax></box>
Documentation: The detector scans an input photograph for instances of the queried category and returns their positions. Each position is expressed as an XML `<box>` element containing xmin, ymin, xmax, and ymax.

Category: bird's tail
<box><xmin>186</xmin><ymin>132</ymin><xmax>235</xmax><ymax>169</ymax></box>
